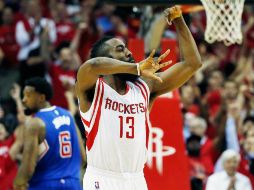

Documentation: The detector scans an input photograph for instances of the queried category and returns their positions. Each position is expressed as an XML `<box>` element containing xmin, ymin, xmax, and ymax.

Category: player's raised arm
<box><xmin>148</xmin><ymin>6</ymin><xmax>202</xmax><ymax>99</ymax></box>
<box><xmin>76</xmin><ymin>57</ymin><xmax>140</xmax><ymax>113</ymax></box>
<box><xmin>77</xmin><ymin>58</ymin><xmax>138</xmax><ymax>92</ymax></box>
<box><xmin>76</xmin><ymin>38</ymin><xmax>171</xmax><ymax>113</ymax></box>
<box><xmin>13</xmin><ymin>118</ymin><xmax>45</xmax><ymax>190</ymax></box>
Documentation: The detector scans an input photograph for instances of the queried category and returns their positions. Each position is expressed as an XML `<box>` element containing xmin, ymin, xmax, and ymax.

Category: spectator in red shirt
<box><xmin>187</xmin><ymin>116</ymin><xmax>215</xmax><ymax>176</ymax></box>
<box><xmin>237</xmin><ymin>117</ymin><xmax>254</xmax><ymax>189</ymax></box>
<box><xmin>76</xmin><ymin>0</ymin><xmax>101</xmax><ymax>61</ymax></box>
<box><xmin>186</xmin><ymin>134</ymin><xmax>206</xmax><ymax>190</ymax></box>
<box><xmin>239</xmin><ymin>135</ymin><xmax>254</xmax><ymax>189</ymax></box>
<box><xmin>204</xmin><ymin>70</ymin><xmax>224</xmax><ymax>118</ymax></box>
<box><xmin>49</xmin><ymin>44</ymin><xmax>81</xmax><ymax>109</ymax></box>
<box><xmin>51</xmin><ymin>2</ymin><xmax>76</xmax><ymax>48</ymax></box>
<box><xmin>44</xmin><ymin>20</ymin><xmax>83</xmax><ymax>109</ymax></box>
<box><xmin>181</xmin><ymin>85</ymin><xmax>200</xmax><ymax>115</ymax></box>
<box><xmin>201</xmin><ymin>70</ymin><xmax>224</xmax><ymax>139</ymax></box>
<box><xmin>0</xmin><ymin>117</ymin><xmax>23</xmax><ymax>190</ymax></box>
<box><xmin>0</xmin><ymin>7</ymin><xmax>19</xmax><ymax>68</ymax></box>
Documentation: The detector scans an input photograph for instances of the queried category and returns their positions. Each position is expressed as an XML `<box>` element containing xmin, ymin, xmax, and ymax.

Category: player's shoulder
<box><xmin>133</xmin><ymin>77</ymin><xmax>151</xmax><ymax>93</ymax></box>
<box><xmin>53</xmin><ymin>106</ymin><xmax>75</xmax><ymax>123</ymax></box>
<box><xmin>55</xmin><ymin>106</ymin><xmax>71</xmax><ymax>115</ymax></box>
<box><xmin>25</xmin><ymin>116</ymin><xmax>45</xmax><ymax>133</ymax></box>
<box><xmin>26</xmin><ymin>116</ymin><xmax>45</xmax><ymax>127</ymax></box>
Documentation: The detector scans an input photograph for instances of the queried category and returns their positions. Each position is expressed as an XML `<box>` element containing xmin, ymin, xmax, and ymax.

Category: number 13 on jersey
<box><xmin>118</xmin><ymin>116</ymin><xmax>135</xmax><ymax>139</ymax></box>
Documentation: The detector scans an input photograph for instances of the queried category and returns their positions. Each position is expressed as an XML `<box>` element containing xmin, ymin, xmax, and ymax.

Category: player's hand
<box><xmin>10</xmin><ymin>83</ymin><xmax>21</xmax><ymax>101</ymax></box>
<box><xmin>13</xmin><ymin>183</ymin><xmax>28</xmax><ymax>190</ymax></box>
<box><xmin>138</xmin><ymin>49</ymin><xmax>171</xmax><ymax>83</ymax></box>
<box><xmin>164</xmin><ymin>6</ymin><xmax>182</xmax><ymax>24</ymax></box>
<box><xmin>13</xmin><ymin>177</ymin><xmax>29</xmax><ymax>190</ymax></box>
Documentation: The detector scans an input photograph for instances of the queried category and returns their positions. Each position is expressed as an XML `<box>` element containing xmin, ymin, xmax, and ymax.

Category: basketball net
<box><xmin>200</xmin><ymin>0</ymin><xmax>245</xmax><ymax>46</ymax></box>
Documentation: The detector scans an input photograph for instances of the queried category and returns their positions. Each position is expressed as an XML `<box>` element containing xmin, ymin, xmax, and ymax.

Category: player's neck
<box><xmin>103</xmin><ymin>76</ymin><xmax>128</xmax><ymax>95</ymax></box>
<box><xmin>38</xmin><ymin>102</ymin><xmax>52</xmax><ymax>110</ymax></box>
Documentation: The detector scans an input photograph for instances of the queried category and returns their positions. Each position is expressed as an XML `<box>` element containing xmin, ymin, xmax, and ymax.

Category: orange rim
<box><xmin>179</xmin><ymin>5</ymin><xmax>205</xmax><ymax>13</ymax></box>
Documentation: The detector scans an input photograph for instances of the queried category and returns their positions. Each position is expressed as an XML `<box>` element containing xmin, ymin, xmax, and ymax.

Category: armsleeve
<box><xmin>5</xmin><ymin>151</ymin><xmax>17</xmax><ymax>168</ymax></box>
<box><xmin>48</xmin><ymin>19</ymin><xmax>57</xmax><ymax>43</ymax></box>
<box><xmin>225</xmin><ymin>116</ymin><xmax>240</xmax><ymax>152</ymax></box>
<box><xmin>15</xmin><ymin>21</ymin><xmax>30</xmax><ymax>46</ymax></box>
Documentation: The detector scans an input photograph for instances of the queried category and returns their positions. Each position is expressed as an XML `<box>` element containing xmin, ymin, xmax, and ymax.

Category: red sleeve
<box><xmin>4</xmin><ymin>152</ymin><xmax>16</xmax><ymax>169</ymax></box>
<box><xmin>4</xmin><ymin>134</ymin><xmax>15</xmax><ymax>148</ymax></box>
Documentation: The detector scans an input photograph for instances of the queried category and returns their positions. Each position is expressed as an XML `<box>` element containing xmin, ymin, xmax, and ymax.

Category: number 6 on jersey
<box><xmin>59</xmin><ymin>131</ymin><xmax>72</xmax><ymax>158</ymax></box>
<box><xmin>118</xmin><ymin>116</ymin><xmax>135</xmax><ymax>139</ymax></box>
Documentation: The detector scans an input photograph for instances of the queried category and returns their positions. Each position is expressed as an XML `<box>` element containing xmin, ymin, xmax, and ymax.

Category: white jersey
<box><xmin>80</xmin><ymin>77</ymin><xmax>150</xmax><ymax>173</ymax></box>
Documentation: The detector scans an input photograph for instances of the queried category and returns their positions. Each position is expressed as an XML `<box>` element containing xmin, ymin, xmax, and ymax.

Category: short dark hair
<box><xmin>186</xmin><ymin>134</ymin><xmax>201</xmax><ymax>144</ymax></box>
<box><xmin>55</xmin><ymin>41</ymin><xmax>71</xmax><ymax>55</ymax></box>
<box><xmin>90</xmin><ymin>36</ymin><xmax>114</xmax><ymax>58</ymax></box>
<box><xmin>25</xmin><ymin>77</ymin><xmax>53</xmax><ymax>101</ymax></box>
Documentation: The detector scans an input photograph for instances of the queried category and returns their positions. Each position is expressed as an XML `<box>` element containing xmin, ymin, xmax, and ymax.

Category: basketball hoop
<box><xmin>200</xmin><ymin>0</ymin><xmax>245</xmax><ymax>46</ymax></box>
<box><xmin>180</xmin><ymin>5</ymin><xmax>204</xmax><ymax>13</ymax></box>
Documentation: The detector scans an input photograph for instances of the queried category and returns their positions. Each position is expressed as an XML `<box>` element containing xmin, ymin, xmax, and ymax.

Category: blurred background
<box><xmin>0</xmin><ymin>0</ymin><xmax>254</xmax><ymax>190</ymax></box>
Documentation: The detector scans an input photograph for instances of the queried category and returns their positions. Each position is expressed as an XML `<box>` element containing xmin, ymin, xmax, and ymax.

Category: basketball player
<box><xmin>76</xmin><ymin>6</ymin><xmax>202</xmax><ymax>190</ymax></box>
<box><xmin>13</xmin><ymin>77</ymin><xmax>86</xmax><ymax>190</ymax></box>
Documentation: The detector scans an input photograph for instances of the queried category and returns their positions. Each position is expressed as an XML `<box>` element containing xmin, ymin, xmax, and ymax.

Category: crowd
<box><xmin>0</xmin><ymin>0</ymin><xmax>254</xmax><ymax>190</ymax></box>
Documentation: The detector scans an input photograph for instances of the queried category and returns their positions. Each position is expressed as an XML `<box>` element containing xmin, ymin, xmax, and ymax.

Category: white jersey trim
<box><xmin>79</xmin><ymin>78</ymin><xmax>102</xmax><ymax>134</ymax></box>
<box><xmin>39</xmin><ymin>106</ymin><xmax>56</xmax><ymax>112</ymax></box>
<box><xmin>38</xmin><ymin>139</ymin><xmax>49</xmax><ymax>160</ymax></box>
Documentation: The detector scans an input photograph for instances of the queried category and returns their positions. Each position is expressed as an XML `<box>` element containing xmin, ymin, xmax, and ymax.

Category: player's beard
<box><xmin>114</xmin><ymin>56</ymin><xmax>139</xmax><ymax>83</ymax></box>
<box><xmin>24</xmin><ymin>108</ymin><xmax>39</xmax><ymax>116</ymax></box>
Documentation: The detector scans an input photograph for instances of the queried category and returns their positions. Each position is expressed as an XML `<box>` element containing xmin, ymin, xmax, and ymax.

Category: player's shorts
<box><xmin>29</xmin><ymin>178</ymin><xmax>82</xmax><ymax>190</ymax></box>
<box><xmin>83</xmin><ymin>166</ymin><xmax>148</xmax><ymax>190</ymax></box>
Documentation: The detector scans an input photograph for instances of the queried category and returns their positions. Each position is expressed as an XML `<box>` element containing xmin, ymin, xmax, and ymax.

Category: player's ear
<box><xmin>39</xmin><ymin>94</ymin><xmax>46</xmax><ymax>102</ymax></box>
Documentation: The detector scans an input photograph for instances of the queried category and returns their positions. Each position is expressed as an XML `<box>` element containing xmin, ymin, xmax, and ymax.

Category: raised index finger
<box><xmin>158</xmin><ymin>49</ymin><xmax>170</xmax><ymax>63</ymax></box>
<box><xmin>149</xmin><ymin>49</ymin><xmax>156</xmax><ymax>58</ymax></box>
